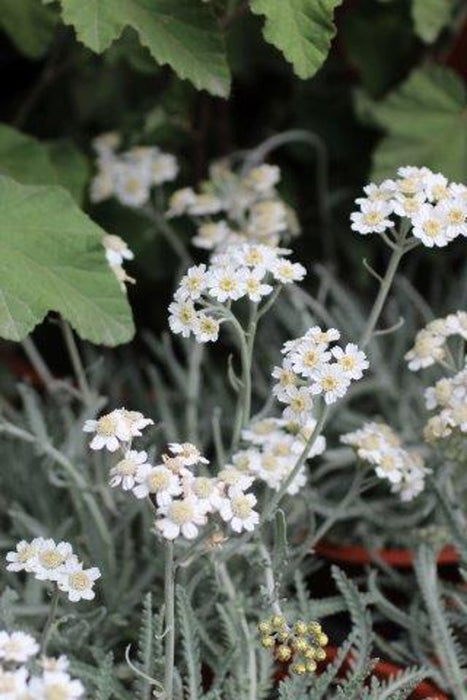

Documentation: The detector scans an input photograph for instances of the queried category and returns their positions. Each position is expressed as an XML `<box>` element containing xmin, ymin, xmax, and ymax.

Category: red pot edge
<box><xmin>314</xmin><ymin>542</ymin><xmax>459</xmax><ymax>568</ymax></box>
<box><xmin>325</xmin><ymin>646</ymin><xmax>448</xmax><ymax>700</ymax></box>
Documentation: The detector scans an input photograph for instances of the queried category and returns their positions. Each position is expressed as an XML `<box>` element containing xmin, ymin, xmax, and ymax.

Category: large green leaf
<box><xmin>365</xmin><ymin>65</ymin><xmax>467</xmax><ymax>182</ymax></box>
<box><xmin>0</xmin><ymin>176</ymin><xmax>134</xmax><ymax>345</ymax></box>
<box><xmin>250</xmin><ymin>0</ymin><xmax>342</xmax><ymax>79</ymax></box>
<box><xmin>411</xmin><ymin>0</ymin><xmax>454</xmax><ymax>44</ymax></box>
<box><xmin>57</xmin><ymin>0</ymin><xmax>230</xmax><ymax>96</ymax></box>
<box><xmin>0</xmin><ymin>0</ymin><xmax>58</xmax><ymax>58</ymax></box>
<box><xmin>0</xmin><ymin>125</ymin><xmax>89</xmax><ymax>203</ymax></box>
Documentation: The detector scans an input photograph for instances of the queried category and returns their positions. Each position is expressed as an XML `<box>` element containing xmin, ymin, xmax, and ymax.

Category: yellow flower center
<box><xmin>193</xmin><ymin>478</ymin><xmax>212</xmax><ymax>499</ymax></box>
<box><xmin>302</xmin><ymin>349</ymin><xmax>320</xmax><ymax>367</ymax></box>
<box><xmin>231</xmin><ymin>496</ymin><xmax>253</xmax><ymax>519</ymax></box>
<box><xmin>116</xmin><ymin>459</ymin><xmax>137</xmax><ymax>476</ymax></box>
<box><xmin>321</xmin><ymin>376</ymin><xmax>339</xmax><ymax>392</ymax></box>
<box><xmin>423</xmin><ymin>219</ymin><xmax>441</xmax><ymax>237</ymax></box>
<box><xmin>199</xmin><ymin>318</ymin><xmax>217</xmax><ymax>334</ymax></box>
<box><xmin>399</xmin><ymin>177</ymin><xmax>418</xmax><ymax>194</ymax></box>
<box><xmin>363</xmin><ymin>211</ymin><xmax>383</xmax><ymax>225</ymax></box>
<box><xmin>97</xmin><ymin>415</ymin><xmax>118</xmax><ymax>437</ymax></box>
<box><xmin>339</xmin><ymin>356</ymin><xmax>356</xmax><ymax>371</ymax></box>
<box><xmin>290</xmin><ymin>396</ymin><xmax>306</xmax><ymax>411</ymax></box>
<box><xmin>39</xmin><ymin>550</ymin><xmax>65</xmax><ymax>570</ymax></box>
<box><xmin>148</xmin><ymin>470</ymin><xmax>171</xmax><ymax>492</ymax></box>
<box><xmin>124</xmin><ymin>178</ymin><xmax>141</xmax><ymax>194</ymax></box>
<box><xmin>45</xmin><ymin>684</ymin><xmax>68</xmax><ymax>700</ymax></box>
<box><xmin>447</xmin><ymin>208</ymin><xmax>464</xmax><ymax>224</ymax></box>
<box><xmin>219</xmin><ymin>278</ymin><xmax>235</xmax><ymax>292</ymax></box>
<box><xmin>18</xmin><ymin>545</ymin><xmax>35</xmax><ymax>563</ymax></box>
<box><xmin>69</xmin><ymin>571</ymin><xmax>90</xmax><ymax>591</ymax></box>
<box><xmin>169</xmin><ymin>501</ymin><xmax>195</xmax><ymax>525</ymax></box>
<box><xmin>179</xmin><ymin>307</ymin><xmax>194</xmax><ymax>324</ymax></box>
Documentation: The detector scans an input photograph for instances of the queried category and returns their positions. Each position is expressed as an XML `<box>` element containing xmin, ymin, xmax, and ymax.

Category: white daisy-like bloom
<box><xmin>437</xmin><ymin>197</ymin><xmax>467</xmax><ymax>238</ymax></box>
<box><xmin>109</xmin><ymin>450</ymin><xmax>150</xmax><ymax>491</ymax></box>
<box><xmin>231</xmin><ymin>449</ymin><xmax>262</xmax><ymax>473</ymax></box>
<box><xmin>5</xmin><ymin>538</ymin><xmax>43</xmax><ymax>573</ymax></box>
<box><xmin>236</xmin><ymin>242</ymin><xmax>281</xmax><ymax>270</ymax></box>
<box><xmin>190</xmin><ymin>477</ymin><xmax>223</xmax><ymax>514</ymax></box>
<box><xmin>58</xmin><ymin>562</ymin><xmax>101</xmax><ymax>603</ymax></box>
<box><xmin>178</xmin><ymin>264</ymin><xmax>209</xmax><ymax>301</ymax></box>
<box><xmin>289</xmin><ymin>341</ymin><xmax>331</xmax><ymax>379</ymax></box>
<box><xmin>350</xmin><ymin>199</ymin><xmax>394</xmax><ymax>234</ymax></box>
<box><xmin>90</xmin><ymin>168</ymin><xmax>114</xmax><ymax>203</ymax></box>
<box><xmin>424</xmin><ymin>172</ymin><xmax>449</xmax><ymax>202</ymax></box>
<box><xmin>102</xmin><ymin>234</ymin><xmax>134</xmax><ymax>267</ymax></box>
<box><xmin>188</xmin><ymin>193</ymin><xmax>223</xmax><ymax>216</ymax></box>
<box><xmin>444</xmin><ymin>310</ymin><xmax>467</xmax><ymax>339</ymax></box>
<box><xmin>33</xmin><ymin>540</ymin><xmax>75</xmax><ymax>582</ymax></box>
<box><xmin>0</xmin><ymin>631</ymin><xmax>39</xmax><ymax>663</ymax></box>
<box><xmin>355</xmin><ymin>180</ymin><xmax>397</xmax><ymax>204</ymax></box>
<box><xmin>405</xmin><ymin>329</ymin><xmax>446</xmax><ymax>371</ymax></box>
<box><xmin>270</xmin><ymin>258</ymin><xmax>306</xmax><ymax>284</ymax></box>
<box><xmin>281</xmin><ymin>386</ymin><xmax>314</xmax><ymax>423</ymax></box>
<box><xmin>166</xmin><ymin>187</ymin><xmax>197</xmax><ymax>218</ymax></box>
<box><xmin>192</xmin><ymin>312</ymin><xmax>221</xmax><ymax>343</ymax></box>
<box><xmin>217</xmin><ymin>467</ymin><xmax>254</xmax><ymax>496</ymax></box>
<box><xmin>411</xmin><ymin>205</ymin><xmax>450</xmax><ymax>247</ymax></box>
<box><xmin>331</xmin><ymin>343</ymin><xmax>369</xmax><ymax>380</ymax></box>
<box><xmin>373</xmin><ymin>448</ymin><xmax>405</xmax><ymax>484</ymax></box>
<box><xmin>28</xmin><ymin>670</ymin><xmax>85</xmax><ymax>699</ymax></box>
<box><xmin>113</xmin><ymin>162</ymin><xmax>151</xmax><ymax>208</ymax></box>
<box><xmin>242</xmin><ymin>418</ymin><xmax>286</xmax><ymax>445</ymax></box>
<box><xmin>132</xmin><ymin>464</ymin><xmax>182</xmax><ymax>504</ymax></box>
<box><xmin>310</xmin><ymin>364</ymin><xmax>350</xmax><ymax>405</ymax></box>
<box><xmin>392</xmin><ymin>192</ymin><xmax>427</xmax><ymax>218</ymax></box>
<box><xmin>83</xmin><ymin>409</ymin><xmax>131</xmax><ymax>452</ymax></box>
<box><xmin>423</xmin><ymin>365</ymin><xmax>467</xmax><ymax>442</ymax></box>
<box><xmin>272</xmin><ymin>360</ymin><xmax>298</xmax><ymax>401</ymax></box>
<box><xmin>243</xmin><ymin>164</ymin><xmax>280</xmax><ymax>194</ymax></box>
<box><xmin>121</xmin><ymin>410</ymin><xmax>154</xmax><ymax>438</ymax></box>
<box><xmin>168</xmin><ymin>298</ymin><xmax>197</xmax><ymax>338</ymax></box>
<box><xmin>208</xmin><ymin>265</ymin><xmax>245</xmax><ymax>302</ymax></box>
<box><xmin>168</xmin><ymin>442</ymin><xmax>209</xmax><ymax>466</ymax></box>
<box><xmin>0</xmin><ymin>666</ymin><xmax>28</xmax><ymax>697</ymax></box>
<box><xmin>157</xmin><ymin>497</ymin><xmax>207</xmax><ymax>540</ymax></box>
<box><xmin>192</xmin><ymin>221</ymin><xmax>232</xmax><ymax>250</ymax></box>
<box><xmin>40</xmin><ymin>655</ymin><xmax>70</xmax><ymax>672</ymax></box>
<box><xmin>219</xmin><ymin>492</ymin><xmax>259</xmax><ymax>533</ymax></box>
<box><xmin>151</xmin><ymin>153</ymin><xmax>179</xmax><ymax>185</ymax></box>
<box><xmin>248</xmin><ymin>200</ymin><xmax>288</xmax><ymax>237</ymax></box>
<box><xmin>92</xmin><ymin>131</ymin><xmax>121</xmax><ymax>157</ymax></box>
<box><xmin>240</xmin><ymin>267</ymin><xmax>273</xmax><ymax>302</ymax></box>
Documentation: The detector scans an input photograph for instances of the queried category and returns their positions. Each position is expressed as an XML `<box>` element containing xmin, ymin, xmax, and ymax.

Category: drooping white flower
<box><xmin>102</xmin><ymin>234</ymin><xmax>134</xmax><ymax>267</ymax></box>
<box><xmin>58</xmin><ymin>562</ymin><xmax>101</xmax><ymax>603</ymax></box>
<box><xmin>0</xmin><ymin>631</ymin><xmax>39</xmax><ymax>663</ymax></box>
<box><xmin>109</xmin><ymin>450</ymin><xmax>150</xmax><ymax>491</ymax></box>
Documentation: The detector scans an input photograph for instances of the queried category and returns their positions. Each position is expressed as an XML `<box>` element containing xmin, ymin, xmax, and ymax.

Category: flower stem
<box><xmin>262</xmin><ymin>405</ymin><xmax>330</xmax><ymax>523</ymax></box>
<box><xmin>359</xmin><ymin>225</ymin><xmax>411</xmax><ymax>349</ymax></box>
<box><xmin>60</xmin><ymin>319</ymin><xmax>92</xmax><ymax>406</ymax></box>
<box><xmin>41</xmin><ymin>585</ymin><xmax>59</xmax><ymax>656</ymax></box>
<box><xmin>163</xmin><ymin>540</ymin><xmax>176</xmax><ymax>700</ymax></box>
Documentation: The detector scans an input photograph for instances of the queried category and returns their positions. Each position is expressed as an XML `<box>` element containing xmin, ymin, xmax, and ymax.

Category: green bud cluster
<box><xmin>257</xmin><ymin>615</ymin><xmax>328</xmax><ymax>674</ymax></box>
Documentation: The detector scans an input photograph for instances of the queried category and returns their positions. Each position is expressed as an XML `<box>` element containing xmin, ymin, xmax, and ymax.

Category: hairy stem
<box><xmin>186</xmin><ymin>341</ymin><xmax>203</xmax><ymax>444</ymax></box>
<box><xmin>164</xmin><ymin>541</ymin><xmax>176</xmax><ymax>700</ymax></box>
<box><xmin>259</xmin><ymin>540</ymin><xmax>282</xmax><ymax>616</ymax></box>
<box><xmin>40</xmin><ymin>585</ymin><xmax>59</xmax><ymax>656</ymax></box>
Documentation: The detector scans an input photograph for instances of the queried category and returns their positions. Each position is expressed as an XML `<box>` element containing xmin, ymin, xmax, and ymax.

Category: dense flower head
<box><xmin>0</xmin><ymin>645</ymin><xmax>84</xmax><ymax>698</ymax></box>
<box><xmin>166</xmin><ymin>160</ymin><xmax>299</xmax><ymax>251</ymax></box>
<box><xmin>168</xmin><ymin>243</ymin><xmax>306</xmax><ymax>344</ymax></box>
<box><xmin>342</xmin><ymin>421</ymin><xmax>429</xmax><ymax>501</ymax></box>
<box><xmin>273</xmin><ymin>328</ymin><xmax>368</xmax><ymax>421</ymax></box>
<box><xmin>351</xmin><ymin>166</ymin><xmax>466</xmax><ymax>247</ymax></box>
<box><xmin>405</xmin><ymin>310</ymin><xmax>467</xmax><ymax>371</ymax></box>
<box><xmin>234</xmin><ymin>417</ymin><xmax>326</xmax><ymax>494</ymax></box>
<box><xmin>5</xmin><ymin>538</ymin><xmax>101</xmax><ymax>602</ymax></box>
<box><xmin>258</xmin><ymin>615</ymin><xmax>328</xmax><ymax>674</ymax></box>
<box><xmin>423</xmin><ymin>366</ymin><xmax>467</xmax><ymax>443</ymax></box>
<box><xmin>90</xmin><ymin>135</ymin><xmax>178</xmax><ymax>208</ymax></box>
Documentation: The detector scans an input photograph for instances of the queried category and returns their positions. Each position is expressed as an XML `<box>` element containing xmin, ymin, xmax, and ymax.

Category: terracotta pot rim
<box><xmin>314</xmin><ymin>541</ymin><xmax>459</xmax><ymax>568</ymax></box>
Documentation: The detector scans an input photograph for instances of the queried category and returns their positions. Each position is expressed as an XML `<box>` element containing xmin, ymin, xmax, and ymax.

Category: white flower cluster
<box><xmin>0</xmin><ymin>643</ymin><xmax>84</xmax><ymax>698</ymax></box>
<box><xmin>83</xmin><ymin>410</ymin><xmax>260</xmax><ymax>539</ymax></box>
<box><xmin>405</xmin><ymin>310</ymin><xmax>467</xmax><ymax>371</ymax></box>
<box><xmin>230</xmin><ymin>417</ymin><xmax>326</xmax><ymax>495</ymax></box>
<box><xmin>6</xmin><ymin>538</ymin><xmax>100</xmax><ymax>603</ymax></box>
<box><xmin>351</xmin><ymin>166</ymin><xmax>467</xmax><ymax>247</ymax></box>
<box><xmin>90</xmin><ymin>132</ymin><xmax>178</xmax><ymax>208</ymax></box>
<box><xmin>168</xmin><ymin>243</ymin><xmax>306</xmax><ymax>343</ymax></box>
<box><xmin>273</xmin><ymin>328</ymin><xmax>368</xmax><ymax>421</ymax></box>
<box><xmin>102</xmin><ymin>233</ymin><xmax>135</xmax><ymax>291</ymax></box>
<box><xmin>166</xmin><ymin>161</ymin><xmax>299</xmax><ymax>251</ymax></box>
<box><xmin>405</xmin><ymin>311</ymin><xmax>467</xmax><ymax>443</ymax></box>
<box><xmin>424</xmin><ymin>367</ymin><xmax>467</xmax><ymax>442</ymax></box>
<box><xmin>342</xmin><ymin>422</ymin><xmax>428</xmax><ymax>501</ymax></box>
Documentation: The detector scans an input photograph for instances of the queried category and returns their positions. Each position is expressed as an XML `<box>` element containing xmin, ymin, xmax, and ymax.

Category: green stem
<box><xmin>41</xmin><ymin>585</ymin><xmax>59</xmax><ymax>656</ymax></box>
<box><xmin>186</xmin><ymin>341</ymin><xmax>203</xmax><ymax>444</ymax></box>
<box><xmin>262</xmin><ymin>405</ymin><xmax>330</xmax><ymax>523</ymax></box>
<box><xmin>60</xmin><ymin>319</ymin><xmax>92</xmax><ymax>406</ymax></box>
<box><xmin>359</xmin><ymin>225</ymin><xmax>410</xmax><ymax>349</ymax></box>
<box><xmin>164</xmin><ymin>541</ymin><xmax>176</xmax><ymax>700</ymax></box>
